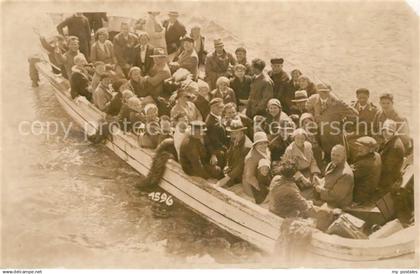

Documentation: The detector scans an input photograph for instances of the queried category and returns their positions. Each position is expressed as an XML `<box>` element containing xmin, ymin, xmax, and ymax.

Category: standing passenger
<box><xmin>90</xmin><ymin>28</ymin><xmax>117</xmax><ymax>65</ymax></box>
<box><xmin>113</xmin><ymin>22</ymin><xmax>138</xmax><ymax>77</ymax></box>
<box><xmin>57</xmin><ymin>13</ymin><xmax>91</xmax><ymax>60</ymax></box>
<box><xmin>268</xmin><ymin>58</ymin><xmax>290</xmax><ymax>112</ymax></box>
<box><xmin>234</xmin><ymin>47</ymin><xmax>252</xmax><ymax>75</ymax></box>
<box><xmin>163</xmin><ymin>11</ymin><xmax>187</xmax><ymax>54</ymax></box>
<box><xmin>190</xmin><ymin>24</ymin><xmax>207</xmax><ymax>65</ymax></box>
<box><xmin>205</xmin><ymin>39</ymin><xmax>236</xmax><ymax>90</ymax></box>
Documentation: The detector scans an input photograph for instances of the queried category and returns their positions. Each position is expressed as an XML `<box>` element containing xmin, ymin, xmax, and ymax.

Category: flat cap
<box><xmin>355</xmin><ymin>136</ymin><xmax>377</xmax><ymax>148</ymax></box>
<box><xmin>270</xmin><ymin>58</ymin><xmax>284</xmax><ymax>64</ymax></box>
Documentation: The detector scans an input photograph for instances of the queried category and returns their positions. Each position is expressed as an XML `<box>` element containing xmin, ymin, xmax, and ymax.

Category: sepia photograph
<box><xmin>0</xmin><ymin>0</ymin><xmax>419</xmax><ymax>271</ymax></box>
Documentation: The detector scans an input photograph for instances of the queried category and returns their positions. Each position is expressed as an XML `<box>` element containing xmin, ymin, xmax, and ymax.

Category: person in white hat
<box><xmin>163</xmin><ymin>11</ymin><xmax>187</xmax><ymax>54</ymax></box>
<box><xmin>377</xmin><ymin>119</ymin><xmax>405</xmax><ymax>193</ymax></box>
<box><xmin>216</xmin><ymin>119</ymin><xmax>252</xmax><ymax>188</ymax></box>
<box><xmin>242</xmin><ymin>131</ymin><xmax>272</xmax><ymax>203</ymax></box>
<box><xmin>264</xmin><ymin>98</ymin><xmax>295</xmax><ymax>160</ymax></box>
<box><xmin>205</xmin><ymin>38</ymin><xmax>236</xmax><ymax>90</ymax></box>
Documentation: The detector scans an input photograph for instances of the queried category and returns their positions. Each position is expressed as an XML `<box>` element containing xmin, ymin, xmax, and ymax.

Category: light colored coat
<box><xmin>90</xmin><ymin>40</ymin><xmax>116</xmax><ymax>64</ymax></box>
<box><xmin>175</xmin><ymin>49</ymin><xmax>199</xmax><ymax>78</ymax></box>
<box><xmin>242</xmin><ymin>147</ymin><xmax>271</xmax><ymax>197</ymax></box>
<box><xmin>320</xmin><ymin>161</ymin><xmax>354</xmax><ymax>208</ymax></box>
<box><xmin>283</xmin><ymin>141</ymin><xmax>320</xmax><ymax>174</ymax></box>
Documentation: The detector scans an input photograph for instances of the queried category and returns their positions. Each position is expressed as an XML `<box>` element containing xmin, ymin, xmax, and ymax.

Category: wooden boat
<box><xmin>33</xmin><ymin>13</ymin><xmax>416</xmax><ymax>263</ymax></box>
<box><xmin>34</xmin><ymin>59</ymin><xmax>416</xmax><ymax>262</ymax></box>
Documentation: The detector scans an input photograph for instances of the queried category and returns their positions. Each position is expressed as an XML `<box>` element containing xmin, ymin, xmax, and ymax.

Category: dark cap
<box><xmin>356</xmin><ymin>88</ymin><xmax>370</xmax><ymax>96</ymax></box>
<box><xmin>355</xmin><ymin>136</ymin><xmax>377</xmax><ymax>149</ymax></box>
<box><xmin>270</xmin><ymin>58</ymin><xmax>284</xmax><ymax>64</ymax></box>
<box><xmin>235</xmin><ymin>47</ymin><xmax>247</xmax><ymax>54</ymax></box>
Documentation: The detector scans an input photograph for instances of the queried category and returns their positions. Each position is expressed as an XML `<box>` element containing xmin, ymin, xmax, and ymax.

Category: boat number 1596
<box><xmin>148</xmin><ymin>192</ymin><xmax>174</xmax><ymax>206</ymax></box>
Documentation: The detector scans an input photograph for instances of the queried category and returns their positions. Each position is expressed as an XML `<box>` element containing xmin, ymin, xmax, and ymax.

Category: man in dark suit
<box><xmin>223</xmin><ymin>102</ymin><xmax>254</xmax><ymax>141</ymax></box>
<box><xmin>133</xmin><ymin>31</ymin><xmax>154</xmax><ymax>76</ymax></box>
<box><xmin>350</xmin><ymin>88</ymin><xmax>378</xmax><ymax>136</ymax></box>
<box><xmin>378</xmin><ymin>119</ymin><xmax>405</xmax><ymax>193</ymax></box>
<box><xmin>268</xmin><ymin>58</ymin><xmax>290</xmax><ymax>112</ymax></box>
<box><xmin>205</xmin><ymin>98</ymin><xmax>229</xmax><ymax>170</ymax></box>
<box><xmin>57</xmin><ymin>13</ymin><xmax>91</xmax><ymax>60</ymax></box>
<box><xmin>179</xmin><ymin>121</ymin><xmax>222</xmax><ymax>179</ymax></box>
<box><xmin>162</xmin><ymin>11</ymin><xmax>187</xmax><ymax>54</ymax></box>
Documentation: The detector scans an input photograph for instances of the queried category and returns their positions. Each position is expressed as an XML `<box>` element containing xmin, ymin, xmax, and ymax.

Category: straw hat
<box><xmin>291</xmin><ymin>90</ymin><xmax>309</xmax><ymax>103</ymax></box>
<box><xmin>253</xmin><ymin>132</ymin><xmax>269</xmax><ymax>146</ymax></box>
<box><xmin>267</xmin><ymin>98</ymin><xmax>282</xmax><ymax>108</ymax></box>
<box><xmin>316</xmin><ymin>83</ymin><xmax>331</xmax><ymax>93</ymax></box>
<box><xmin>213</xmin><ymin>38</ymin><xmax>224</xmax><ymax>48</ymax></box>
<box><xmin>355</xmin><ymin>136</ymin><xmax>377</xmax><ymax>149</ymax></box>
<box><xmin>258</xmin><ymin>158</ymin><xmax>271</xmax><ymax>169</ymax></box>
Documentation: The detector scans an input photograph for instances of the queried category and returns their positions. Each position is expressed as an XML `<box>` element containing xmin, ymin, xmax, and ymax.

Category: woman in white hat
<box><xmin>242</xmin><ymin>131</ymin><xmax>272</xmax><ymax>203</ymax></box>
<box><xmin>264</xmin><ymin>98</ymin><xmax>296</xmax><ymax>160</ymax></box>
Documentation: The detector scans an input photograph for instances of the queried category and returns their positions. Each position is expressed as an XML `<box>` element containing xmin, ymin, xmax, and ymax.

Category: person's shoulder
<box><xmin>342</xmin><ymin>163</ymin><xmax>355</xmax><ymax>177</ymax></box>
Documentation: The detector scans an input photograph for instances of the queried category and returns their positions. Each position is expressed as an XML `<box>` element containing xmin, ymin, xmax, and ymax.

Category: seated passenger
<box><xmin>139</xmin><ymin>103</ymin><xmax>162</xmax><ymax>149</ymax></box>
<box><xmin>299</xmin><ymin>113</ymin><xmax>324</xmax><ymax>171</ymax></box>
<box><xmin>297</xmin><ymin>75</ymin><xmax>316</xmax><ymax>97</ymax></box>
<box><xmin>289</xmin><ymin>90</ymin><xmax>309</xmax><ymax>118</ymax></box>
<box><xmin>106</xmin><ymin>78</ymin><xmax>128</xmax><ymax>116</ymax></box>
<box><xmin>269</xmin><ymin>160</ymin><xmax>316</xmax><ymax>218</ymax></box>
<box><xmin>314</xmin><ymin>145</ymin><xmax>354</xmax><ymax>209</ymax></box>
<box><xmin>373</xmin><ymin>92</ymin><xmax>411</xmax><ymax>152</ymax></box>
<box><xmin>217</xmin><ymin>119</ymin><xmax>252</xmax><ymax>188</ymax></box>
<box><xmin>264</xmin><ymin>98</ymin><xmax>295</xmax><ymax>160</ymax></box>
<box><xmin>118</xmin><ymin>95</ymin><xmax>141</xmax><ymax>133</ymax></box>
<box><xmin>90</xmin><ymin>61</ymin><xmax>106</xmax><ymax>92</ymax></box>
<box><xmin>171</xmin><ymin>86</ymin><xmax>203</xmax><ymax>122</ymax></box>
<box><xmin>179</xmin><ymin>121</ymin><xmax>222</xmax><ymax>179</ymax></box>
<box><xmin>243</xmin><ymin>131</ymin><xmax>272</xmax><ymax>204</ymax></box>
<box><xmin>55</xmin><ymin>36</ymin><xmax>82</xmax><ymax>79</ymax></box>
<box><xmin>209</xmin><ymin>76</ymin><xmax>237</xmax><ymax>104</ymax></box>
<box><xmin>283</xmin><ymin>128</ymin><xmax>321</xmax><ymax>188</ymax></box>
<box><xmin>230</xmin><ymin>64</ymin><xmax>252</xmax><ymax>110</ymax></box>
<box><xmin>193</xmin><ymin>80</ymin><xmax>211</xmax><ymax>120</ymax></box>
<box><xmin>90</xmin><ymin>28</ymin><xmax>117</xmax><ymax>65</ymax></box>
<box><xmin>123</xmin><ymin>66</ymin><xmax>152</xmax><ymax>101</ymax></box>
<box><xmin>170</xmin><ymin>35</ymin><xmax>199</xmax><ymax>79</ymax></box>
<box><xmin>93</xmin><ymin>71</ymin><xmax>115</xmax><ymax>112</ymax></box>
<box><xmin>255</xmin><ymin>158</ymin><xmax>272</xmax><ymax>203</ymax></box>
<box><xmin>205</xmin><ymin>98</ymin><xmax>229</xmax><ymax>169</ymax></box>
<box><xmin>173</xmin><ymin>112</ymin><xmax>189</xmax><ymax>160</ymax></box>
<box><xmin>351</xmin><ymin>136</ymin><xmax>382</xmax><ymax>204</ymax></box>
<box><xmin>377</xmin><ymin>119</ymin><xmax>405</xmax><ymax>193</ymax></box>
<box><xmin>222</xmin><ymin>102</ymin><xmax>254</xmax><ymax>141</ymax></box>
<box><xmin>70</xmin><ymin>54</ymin><xmax>92</xmax><ymax>101</ymax></box>
<box><xmin>284</xmin><ymin>69</ymin><xmax>303</xmax><ymax>112</ymax></box>
<box><xmin>144</xmin><ymin>48</ymin><xmax>172</xmax><ymax>99</ymax></box>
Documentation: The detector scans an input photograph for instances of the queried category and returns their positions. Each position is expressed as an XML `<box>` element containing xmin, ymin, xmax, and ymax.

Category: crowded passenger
<box><xmin>193</xmin><ymin>80</ymin><xmax>211</xmax><ymax>120</ymax></box>
<box><xmin>163</xmin><ymin>11</ymin><xmax>187</xmax><ymax>54</ymax></box>
<box><xmin>170</xmin><ymin>84</ymin><xmax>203</xmax><ymax>122</ymax></box>
<box><xmin>90</xmin><ymin>28</ymin><xmax>117</xmax><ymax>65</ymax></box>
<box><xmin>57</xmin><ymin>13</ymin><xmax>91</xmax><ymax>59</ymax></box>
<box><xmin>222</xmin><ymin>102</ymin><xmax>254</xmax><ymax>141</ymax></box>
<box><xmin>92</xmin><ymin>71</ymin><xmax>115</xmax><ymax>111</ymax></box>
<box><xmin>133</xmin><ymin>32</ymin><xmax>155</xmax><ymax>75</ymax></box>
<box><xmin>106</xmin><ymin>78</ymin><xmax>128</xmax><ymax>116</ymax></box>
<box><xmin>234</xmin><ymin>47</ymin><xmax>252</xmax><ymax>76</ymax></box>
<box><xmin>70</xmin><ymin>54</ymin><xmax>92</xmax><ymax>100</ymax></box>
<box><xmin>170</xmin><ymin>35</ymin><xmax>199</xmax><ymax>78</ymax></box>
<box><xmin>230</xmin><ymin>64</ymin><xmax>252</xmax><ymax>110</ymax></box>
<box><xmin>350</xmin><ymin>88</ymin><xmax>378</xmax><ymax>137</ymax></box>
<box><xmin>246</xmin><ymin>59</ymin><xmax>274</xmax><ymax>118</ymax></box>
<box><xmin>144</xmin><ymin>12</ymin><xmax>166</xmax><ymax>52</ymax></box>
<box><xmin>190</xmin><ymin>24</ymin><xmax>207</xmax><ymax>65</ymax></box>
<box><xmin>205</xmin><ymin>39</ymin><xmax>236</xmax><ymax>90</ymax></box>
<box><xmin>83</xmin><ymin>12</ymin><xmax>108</xmax><ymax>33</ymax></box>
<box><xmin>143</xmin><ymin>48</ymin><xmax>171</xmax><ymax>99</ymax></box>
<box><xmin>289</xmin><ymin>90</ymin><xmax>309</xmax><ymax>119</ymax></box>
<box><xmin>351</xmin><ymin>136</ymin><xmax>382</xmax><ymax>204</ymax></box>
<box><xmin>113</xmin><ymin>22</ymin><xmax>138</xmax><ymax>77</ymax></box>
<box><xmin>55</xmin><ymin>36</ymin><xmax>83</xmax><ymax>80</ymax></box>
<box><xmin>268</xmin><ymin>58</ymin><xmax>290</xmax><ymax>109</ymax></box>
<box><xmin>297</xmin><ymin>75</ymin><xmax>317</xmax><ymax>97</ymax></box>
<box><xmin>217</xmin><ymin>119</ymin><xmax>252</xmax><ymax>188</ymax></box>
<box><xmin>314</xmin><ymin>144</ymin><xmax>354</xmax><ymax>209</ymax></box>
<box><xmin>209</xmin><ymin>76</ymin><xmax>237</xmax><ymax>104</ymax></box>
<box><xmin>284</xmin><ymin>69</ymin><xmax>303</xmax><ymax>113</ymax></box>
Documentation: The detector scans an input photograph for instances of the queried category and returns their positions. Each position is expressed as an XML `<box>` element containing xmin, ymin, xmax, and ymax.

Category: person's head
<box><xmin>356</xmin><ymin>88</ymin><xmax>370</xmax><ymax>105</ymax></box>
<box><xmin>381</xmin><ymin>119</ymin><xmax>397</xmax><ymax>140</ymax></box>
<box><xmin>112</xmin><ymin>78</ymin><xmax>128</xmax><ymax>93</ymax></box>
<box><xmin>95</xmin><ymin>28</ymin><xmax>109</xmax><ymax>42</ymax></box>
<box><xmin>190</xmin><ymin>24</ymin><xmax>201</xmax><ymax>38</ymax></box>
<box><xmin>316</xmin><ymin>83</ymin><xmax>332</xmax><ymax>100</ymax></box>
<box><xmin>181</xmin><ymin>36</ymin><xmax>194</xmax><ymax>51</ymax></box>
<box><xmin>292</xmin><ymin>128</ymin><xmax>307</xmax><ymax>147</ymax></box>
<box><xmin>223</xmin><ymin>102</ymin><xmax>238</xmax><ymax>121</ymax></box>
<box><xmin>299</xmin><ymin>112</ymin><xmax>316</xmax><ymax>129</ymax></box>
<box><xmin>74</xmin><ymin>54</ymin><xmax>88</xmax><ymax>66</ymax></box>
<box><xmin>176</xmin><ymin>89</ymin><xmax>189</xmax><ymax>104</ymax></box>
<box><xmin>75</xmin><ymin>12</ymin><xmax>83</xmax><ymax>17</ymax></box>
<box><xmin>197</xmin><ymin>80</ymin><xmax>210</xmax><ymax>98</ymax></box>
<box><xmin>190</xmin><ymin>120</ymin><xmax>207</xmax><ymax>139</ymax></box>
<box><xmin>67</xmin><ymin>37</ymin><xmax>79</xmax><ymax>52</ymax></box>
<box><xmin>253</xmin><ymin>131</ymin><xmax>269</xmax><ymax>153</ymax></box>
<box><xmin>291</xmin><ymin>69</ymin><xmax>302</xmax><ymax>81</ymax></box>
<box><xmin>235</xmin><ymin>47</ymin><xmax>247</xmax><ymax>62</ymax></box>
<box><xmin>210</xmin><ymin>98</ymin><xmax>224</xmax><ymax>116</ymax></box>
<box><xmin>100</xmin><ymin>71</ymin><xmax>114</xmax><ymax>87</ymax></box>
<box><xmin>148</xmin><ymin>11</ymin><xmax>160</xmax><ymax>18</ymax></box>
<box><xmin>234</xmin><ymin>64</ymin><xmax>246</xmax><ymax>78</ymax></box>
<box><xmin>379</xmin><ymin>93</ymin><xmax>394</xmax><ymax>112</ymax></box>
<box><xmin>127</xmin><ymin>96</ymin><xmax>143</xmax><ymax>113</ymax></box>
<box><xmin>330</xmin><ymin>145</ymin><xmax>346</xmax><ymax>165</ymax></box>
<box><xmin>137</xmin><ymin>31</ymin><xmax>150</xmax><ymax>46</ymax></box>
<box><xmin>278</xmin><ymin>159</ymin><xmax>298</xmax><ymax>178</ymax></box>
<box><xmin>216</xmin><ymin>76</ymin><xmax>230</xmax><ymax>91</ymax></box>
<box><xmin>120</xmin><ymin>22</ymin><xmax>129</xmax><ymax>35</ymax></box>
<box><xmin>128</xmin><ymin>66</ymin><xmax>142</xmax><ymax>82</ymax></box>
<box><xmin>298</xmin><ymin>75</ymin><xmax>310</xmax><ymax>89</ymax></box>
<box><xmin>270</xmin><ymin>58</ymin><xmax>284</xmax><ymax>73</ymax></box>
<box><xmin>122</xmin><ymin>89</ymin><xmax>135</xmax><ymax>103</ymax></box>
<box><xmin>354</xmin><ymin>136</ymin><xmax>377</xmax><ymax>158</ymax></box>
<box><xmin>94</xmin><ymin>61</ymin><xmax>106</xmax><ymax>74</ymax></box>
<box><xmin>258</xmin><ymin>159</ymin><xmax>271</xmax><ymax>177</ymax></box>
<box><xmin>267</xmin><ymin>98</ymin><xmax>282</xmax><ymax>117</ymax></box>
<box><xmin>144</xmin><ymin>103</ymin><xmax>159</xmax><ymax>120</ymax></box>
<box><xmin>168</xmin><ymin>11</ymin><xmax>179</xmax><ymax>23</ymax></box>
<box><xmin>214</xmin><ymin>39</ymin><xmax>224</xmax><ymax>54</ymax></box>
<box><xmin>227</xmin><ymin>118</ymin><xmax>246</xmax><ymax>144</ymax></box>
<box><xmin>251</xmin><ymin>58</ymin><xmax>265</xmax><ymax>75</ymax></box>
<box><xmin>55</xmin><ymin>34</ymin><xmax>66</xmax><ymax>47</ymax></box>
<box><xmin>173</xmin><ymin>112</ymin><xmax>189</xmax><ymax>129</ymax></box>
<box><xmin>291</xmin><ymin>90</ymin><xmax>308</xmax><ymax>109</ymax></box>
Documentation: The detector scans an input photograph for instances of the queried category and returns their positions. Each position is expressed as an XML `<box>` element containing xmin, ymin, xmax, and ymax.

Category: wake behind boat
<box><xmin>31</xmin><ymin>12</ymin><xmax>415</xmax><ymax>263</ymax></box>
